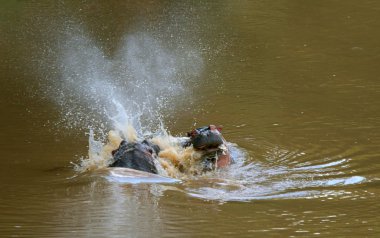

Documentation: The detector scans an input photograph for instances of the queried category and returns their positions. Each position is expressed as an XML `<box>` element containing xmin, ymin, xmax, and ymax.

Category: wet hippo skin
<box><xmin>110</xmin><ymin>140</ymin><xmax>158</xmax><ymax>174</ymax></box>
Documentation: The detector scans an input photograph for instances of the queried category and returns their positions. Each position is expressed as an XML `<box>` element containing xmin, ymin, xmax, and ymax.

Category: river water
<box><xmin>1</xmin><ymin>1</ymin><xmax>379</xmax><ymax>237</ymax></box>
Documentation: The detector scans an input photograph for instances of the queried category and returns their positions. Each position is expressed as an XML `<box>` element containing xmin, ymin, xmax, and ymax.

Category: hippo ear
<box><xmin>187</xmin><ymin>129</ymin><xmax>197</xmax><ymax>137</ymax></box>
<box><xmin>209</xmin><ymin>125</ymin><xmax>223</xmax><ymax>132</ymax></box>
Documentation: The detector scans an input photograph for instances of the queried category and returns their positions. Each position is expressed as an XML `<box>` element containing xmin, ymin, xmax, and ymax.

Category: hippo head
<box><xmin>187</xmin><ymin>125</ymin><xmax>231</xmax><ymax>171</ymax></box>
<box><xmin>110</xmin><ymin>140</ymin><xmax>158</xmax><ymax>174</ymax></box>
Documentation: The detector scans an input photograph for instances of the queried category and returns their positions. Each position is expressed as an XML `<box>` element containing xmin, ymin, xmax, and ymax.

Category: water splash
<box><xmin>41</xmin><ymin>24</ymin><xmax>203</xmax><ymax>134</ymax></box>
<box><xmin>39</xmin><ymin>23</ymin><xmax>207</xmax><ymax>176</ymax></box>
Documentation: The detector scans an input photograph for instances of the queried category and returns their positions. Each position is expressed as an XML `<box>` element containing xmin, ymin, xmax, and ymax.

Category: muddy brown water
<box><xmin>1</xmin><ymin>1</ymin><xmax>379</xmax><ymax>237</ymax></box>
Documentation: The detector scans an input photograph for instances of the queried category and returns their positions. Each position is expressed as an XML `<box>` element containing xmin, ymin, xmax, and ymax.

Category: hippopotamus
<box><xmin>187</xmin><ymin>125</ymin><xmax>231</xmax><ymax>170</ymax></box>
<box><xmin>109</xmin><ymin>125</ymin><xmax>232</xmax><ymax>174</ymax></box>
<box><xmin>109</xmin><ymin>140</ymin><xmax>160</xmax><ymax>174</ymax></box>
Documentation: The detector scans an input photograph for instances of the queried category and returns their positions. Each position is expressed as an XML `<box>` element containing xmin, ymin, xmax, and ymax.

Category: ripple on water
<box><xmin>182</xmin><ymin>143</ymin><xmax>369</xmax><ymax>202</ymax></box>
<box><xmin>95</xmin><ymin>132</ymin><xmax>371</xmax><ymax>202</ymax></box>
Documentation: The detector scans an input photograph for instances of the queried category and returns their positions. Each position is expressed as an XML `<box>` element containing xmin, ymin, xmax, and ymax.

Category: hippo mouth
<box><xmin>109</xmin><ymin>125</ymin><xmax>232</xmax><ymax>175</ymax></box>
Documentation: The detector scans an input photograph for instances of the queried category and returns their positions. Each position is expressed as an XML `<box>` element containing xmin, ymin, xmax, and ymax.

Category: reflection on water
<box><xmin>1</xmin><ymin>0</ymin><xmax>380</xmax><ymax>237</ymax></box>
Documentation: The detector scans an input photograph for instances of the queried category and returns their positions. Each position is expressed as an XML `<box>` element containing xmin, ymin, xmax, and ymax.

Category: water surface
<box><xmin>1</xmin><ymin>1</ymin><xmax>379</xmax><ymax>237</ymax></box>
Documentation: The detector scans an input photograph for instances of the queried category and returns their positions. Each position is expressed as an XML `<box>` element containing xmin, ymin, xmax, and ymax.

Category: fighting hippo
<box><xmin>109</xmin><ymin>140</ymin><xmax>160</xmax><ymax>174</ymax></box>
<box><xmin>109</xmin><ymin>125</ymin><xmax>232</xmax><ymax>174</ymax></box>
<box><xmin>187</xmin><ymin>125</ymin><xmax>231</xmax><ymax>170</ymax></box>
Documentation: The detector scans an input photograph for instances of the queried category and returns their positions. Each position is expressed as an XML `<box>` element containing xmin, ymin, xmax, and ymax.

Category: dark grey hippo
<box><xmin>110</xmin><ymin>140</ymin><xmax>160</xmax><ymax>174</ymax></box>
